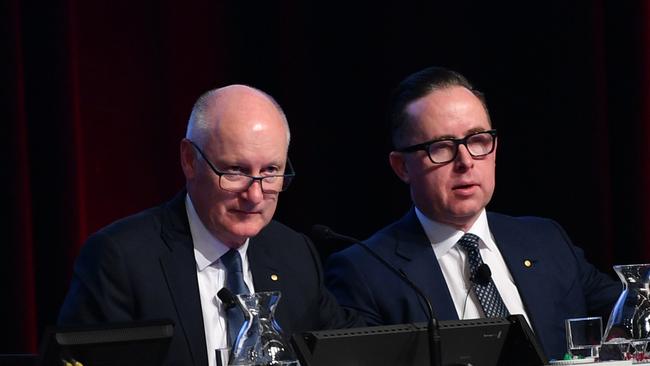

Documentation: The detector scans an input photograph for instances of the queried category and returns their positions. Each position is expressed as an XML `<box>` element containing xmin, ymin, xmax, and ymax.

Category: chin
<box><xmin>454</xmin><ymin>206</ymin><xmax>481</xmax><ymax>216</ymax></box>
<box><xmin>453</xmin><ymin>198</ymin><xmax>485</xmax><ymax>212</ymax></box>
<box><xmin>447</xmin><ymin>205</ymin><xmax>482</xmax><ymax>220</ymax></box>
<box><xmin>231</xmin><ymin>221</ymin><xmax>269</xmax><ymax>239</ymax></box>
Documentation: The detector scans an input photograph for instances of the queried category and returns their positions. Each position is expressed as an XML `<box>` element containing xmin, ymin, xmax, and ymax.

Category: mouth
<box><xmin>230</xmin><ymin>209</ymin><xmax>261</xmax><ymax>215</ymax></box>
<box><xmin>452</xmin><ymin>183</ymin><xmax>479</xmax><ymax>195</ymax></box>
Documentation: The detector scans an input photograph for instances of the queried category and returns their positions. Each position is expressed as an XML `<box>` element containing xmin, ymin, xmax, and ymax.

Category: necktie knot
<box><xmin>457</xmin><ymin>232</ymin><xmax>480</xmax><ymax>252</ymax></box>
<box><xmin>221</xmin><ymin>249</ymin><xmax>249</xmax><ymax>295</ymax></box>
<box><xmin>222</xmin><ymin>249</ymin><xmax>243</xmax><ymax>273</ymax></box>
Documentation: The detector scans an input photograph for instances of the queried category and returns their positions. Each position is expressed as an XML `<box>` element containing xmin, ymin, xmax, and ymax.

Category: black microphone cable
<box><xmin>461</xmin><ymin>263</ymin><xmax>492</xmax><ymax>319</ymax></box>
<box><xmin>313</xmin><ymin>224</ymin><xmax>442</xmax><ymax>366</ymax></box>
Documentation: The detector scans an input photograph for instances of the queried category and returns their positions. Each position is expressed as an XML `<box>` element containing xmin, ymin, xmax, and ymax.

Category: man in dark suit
<box><xmin>58</xmin><ymin>85</ymin><xmax>360</xmax><ymax>366</ymax></box>
<box><xmin>325</xmin><ymin>67</ymin><xmax>621</xmax><ymax>360</ymax></box>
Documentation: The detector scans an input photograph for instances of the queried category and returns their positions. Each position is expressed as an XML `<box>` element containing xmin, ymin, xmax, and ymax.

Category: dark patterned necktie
<box><xmin>221</xmin><ymin>249</ymin><xmax>250</xmax><ymax>346</ymax></box>
<box><xmin>456</xmin><ymin>233</ymin><xmax>509</xmax><ymax>318</ymax></box>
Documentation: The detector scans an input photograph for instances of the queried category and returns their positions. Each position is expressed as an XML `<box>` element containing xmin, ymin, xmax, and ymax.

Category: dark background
<box><xmin>3</xmin><ymin>0</ymin><xmax>650</xmax><ymax>354</ymax></box>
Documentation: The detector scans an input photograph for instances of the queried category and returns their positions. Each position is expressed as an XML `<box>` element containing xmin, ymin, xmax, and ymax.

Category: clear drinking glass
<box><xmin>229</xmin><ymin>291</ymin><xmax>300</xmax><ymax>366</ymax></box>
<box><xmin>603</xmin><ymin>264</ymin><xmax>650</xmax><ymax>341</ymax></box>
<box><xmin>565</xmin><ymin>316</ymin><xmax>603</xmax><ymax>358</ymax></box>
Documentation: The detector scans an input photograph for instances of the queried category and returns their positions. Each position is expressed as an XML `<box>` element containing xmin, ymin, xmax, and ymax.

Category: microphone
<box><xmin>461</xmin><ymin>263</ymin><xmax>493</xmax><ymax>318</ymax></box>
<box><xmin>473</xmin><ymin>263</ymin><xmax>492</xmax><ymax>286</ymax></box>
<box><xmin>217</xmin><ymin>287</ymin><xmax>237</xmax><ymax>309</ymax></box>
<box><xmin>313</xmin><ymin>225</ymin><xmax>442</xmax><ymax>366</ymax></box>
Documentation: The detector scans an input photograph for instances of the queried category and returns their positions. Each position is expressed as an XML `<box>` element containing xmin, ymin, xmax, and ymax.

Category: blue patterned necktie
<box><xmin>456</xmin><ymin>233</ymin><xmax>509</xmax><ymax>318</ymax></box>
<box><xmin>221</xmin><ymin>249</ymin><xmax>250</xmax><ymax>346</ymax></box>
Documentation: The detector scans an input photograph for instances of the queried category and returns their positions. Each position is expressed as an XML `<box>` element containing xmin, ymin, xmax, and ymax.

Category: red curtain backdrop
<box><xmin>6</xmin><ymin>0</ymin><xmax>37</xmax><ymax>351</ymax></box>
<box><xmin>3</xmin><ymin>0</ymin><xmax>650</xmax><ymax>354</ymax></box>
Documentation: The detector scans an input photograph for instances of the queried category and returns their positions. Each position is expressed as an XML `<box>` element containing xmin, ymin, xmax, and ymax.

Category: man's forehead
<box><xmin>410</xmin><ymin>88</ymin><xmax>487</xmax><ymax>118</ymax></box>
<box><xmin>202</xmin><ymin>103</ymin><xmax>286</xmax><ymax>140</ymax></box>
<box><xmin>209</xmin><ymin>98</ymin><xmax>277</xmax><ymax>121</ymax></box>
<box><xmin>400</xmin><ymin>94</ymin><xmax>489</xmax><ymax>143</ymax></box>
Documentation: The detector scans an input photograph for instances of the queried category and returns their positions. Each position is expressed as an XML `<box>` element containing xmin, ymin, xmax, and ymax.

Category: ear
<box><xmin>389</xmin><ymin>151</ymin><xmax>410</xmax><ymax>183</ymax></box>
<box><xmin>180</xmin><ymin>138</ymin><xmax>197</xmax><ymax>180</ymax></box>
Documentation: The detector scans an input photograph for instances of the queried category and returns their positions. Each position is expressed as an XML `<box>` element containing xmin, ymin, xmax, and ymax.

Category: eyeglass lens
<box><xmin>220</xmin><ymin>174</ymin><xmax>287</xmax><ymax>194</ymax></box>
<box><xmin>428</xmin><ymin>132</ymin><xmax>495</xmax><ymax>163</ymax></box>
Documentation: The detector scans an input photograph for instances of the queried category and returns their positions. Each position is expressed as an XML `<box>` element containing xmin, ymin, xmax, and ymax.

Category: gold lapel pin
<box><xmin>524</xmin><ymin>259</ymin><xmax>533</xmax><ymax>268</ymax></box>
<box><xmin>271</xmin><ymin>274</ymin><xmax>279</xmax><ymax>281</ymax></box>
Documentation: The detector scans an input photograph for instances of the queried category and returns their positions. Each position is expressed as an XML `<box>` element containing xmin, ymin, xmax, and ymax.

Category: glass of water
<box><xmin>565</xmin><ymin>316</ymin><xmax>603</xmax><ymax>358</ymax></box>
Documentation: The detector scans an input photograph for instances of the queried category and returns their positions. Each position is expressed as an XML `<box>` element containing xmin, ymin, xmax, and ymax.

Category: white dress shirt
<box><xmin>186</xmin><ymin>194</ymin><xmax>255</xmax><ymax>366</ymax></box>
<box><xmin>415</xmin><ymin>208</ymin><xmax>531</xmax><ymax>326</ymax></box>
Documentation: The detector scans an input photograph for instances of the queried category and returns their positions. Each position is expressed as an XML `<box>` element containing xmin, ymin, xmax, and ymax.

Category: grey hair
<box><xmin>185</xmin><ymin>86</ymin><xmax>291</xmax><ymax>147</ymax></box>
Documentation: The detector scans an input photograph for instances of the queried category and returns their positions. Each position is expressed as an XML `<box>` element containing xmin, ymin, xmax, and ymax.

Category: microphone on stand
<box><xmin>312</xmin><ymin>224</ymin><xmax>442</xmax><ymax>366</ymax></box>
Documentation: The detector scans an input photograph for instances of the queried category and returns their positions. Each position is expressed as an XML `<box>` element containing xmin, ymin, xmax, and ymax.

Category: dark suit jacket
<box><xmin>58</xmin><ymin>192</ymin><xmax>360</xmax><ymax>366</ymax></box>
<box><xmin>325</xmin><ymin>209</ymin><xmax>621</xmax><ymax>360</ymax></box>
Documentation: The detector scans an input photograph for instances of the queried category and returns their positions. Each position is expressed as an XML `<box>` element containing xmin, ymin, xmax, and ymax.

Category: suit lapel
<box><xmin>247</xmin><ymin>231</ymin><xmax>283</xmax><ymax>293</ymax></box>
<box><xmin>247</xmin><ymin>230</ymin><xmax>296</xmax><ymax>334</ymax></box>
<box><xmin>393</xmin><ymin>210</ymin><xmax>459</xmax><ymax>321</ymax></box>
<box><xmin>488</xmin><ymin>213</ymin><xmax>554</xmax><ymax>335</ymax></box>
<box><xmin>159</xmin><ymin>193</ymin><xmax>208</xmax><ymax>366</ymax></box>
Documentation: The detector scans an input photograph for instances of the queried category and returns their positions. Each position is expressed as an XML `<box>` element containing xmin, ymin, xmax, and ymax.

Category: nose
<box><xmin>242</xmin><ymin>179</ymin><xmax>264</xmax><ymax>203</ymax></box>
<box><xmin>454</xmin><ymin>144</ymin><xmax>474</xmax><ymax>170</ymax></box>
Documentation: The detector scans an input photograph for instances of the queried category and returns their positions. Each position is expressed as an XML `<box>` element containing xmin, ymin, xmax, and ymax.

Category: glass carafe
<box><xmin>603</xmin><ymin>264</ymin><xmax>650</xmax><ymax>341</ymax></box>
<box><xmin>230</xmin><ymin>291</ymin><xmax>300</xmax><ymax>366</ymax></box>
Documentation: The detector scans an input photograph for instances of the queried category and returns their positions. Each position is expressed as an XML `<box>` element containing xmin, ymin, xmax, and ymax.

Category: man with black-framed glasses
<box><xmin>325</xmin><ymin>67</ymin><xmax>620</xmax><ymax>360</ymax></box>
<box><xmin>58</xmin><ymin>85</ymin><xmax>361</xmax><ymax>366</ymax></box>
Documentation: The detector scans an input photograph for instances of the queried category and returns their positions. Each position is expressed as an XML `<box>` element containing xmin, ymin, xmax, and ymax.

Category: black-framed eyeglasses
<box><xmin>395</xmin><ymin>129</ymin><xmax>497</xmax><ymax>164</ymax></box>
<box><xmin>188</xmin><ymin>140</ymin><xmax>295</xmax><ymax>194</ymax></box>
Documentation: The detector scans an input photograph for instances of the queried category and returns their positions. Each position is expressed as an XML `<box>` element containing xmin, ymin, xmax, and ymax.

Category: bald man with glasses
<box><xmin>58</xmin><ymin>85</ymin><xmax>361</xmax><ymax>366</ymax></box>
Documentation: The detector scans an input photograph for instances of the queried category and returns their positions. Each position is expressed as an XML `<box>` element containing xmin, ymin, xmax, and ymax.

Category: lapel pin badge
<box><xmin>524</xmin><ymin>259</ymin><xmax>533</xmax><ymax>268</ymax></box>
<box><xmin>271</xmin><ymin>274</ymin><xmax>279</xmax><ymax>281</ymax></box>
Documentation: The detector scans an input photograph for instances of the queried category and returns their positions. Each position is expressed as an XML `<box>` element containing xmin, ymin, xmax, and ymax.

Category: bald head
<box><xmin>186</xmin><ymin>85</ymin><xmax>290</xmax><ymax>147</ymax></box>
<box><xmin>180</xmin><ymin>84</ymin><xmax>293</xmax><ymax>246</ymax></box>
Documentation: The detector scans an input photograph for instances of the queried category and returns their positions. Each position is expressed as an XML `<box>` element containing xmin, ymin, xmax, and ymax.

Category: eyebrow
<box><xmin>216</xmin><ymin>160</ymin><xmax>285</xmax><ymax>173</ymax></box>
<box><xmin>466</xmin><ymin>127</ymin><xmax>488</xmax><ymax>135</ymax></box>
<box><xmin>432</xmin><ymin>127</ymin><xmax>488</xmax><ymax>141</ymax></box>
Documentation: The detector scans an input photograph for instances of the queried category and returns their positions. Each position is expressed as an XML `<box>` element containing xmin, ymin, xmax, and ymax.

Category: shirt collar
<box><xmin>414</xmin><ymin>207</ymin><xmax>495</xmax><ymax>259</ymax></box>
<box><xmin>185</xmin><ymin>194</ymin><xmax>250</xmax><ymax>271</ymax></box>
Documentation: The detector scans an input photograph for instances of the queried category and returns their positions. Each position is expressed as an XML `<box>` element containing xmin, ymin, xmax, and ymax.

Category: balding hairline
<box><xmin>185</xmin><ymin>86</ymin><xmax>291</xmax><ymax>147</ymax></box>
